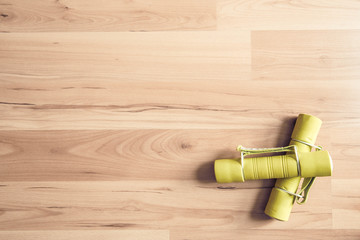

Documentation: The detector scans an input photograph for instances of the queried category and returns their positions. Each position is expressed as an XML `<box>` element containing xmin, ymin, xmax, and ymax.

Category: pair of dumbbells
<box><xmin>214</xmin><ymin>114</ymin><xmax>332</xmax><ymax>221</ymax></box>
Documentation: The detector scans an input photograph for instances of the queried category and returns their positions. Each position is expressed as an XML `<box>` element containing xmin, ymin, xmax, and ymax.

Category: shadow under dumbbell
<box><xmin>249</xmin><ymin>180</ymin><xmax>274</xmax><ymax>221</ymax></box>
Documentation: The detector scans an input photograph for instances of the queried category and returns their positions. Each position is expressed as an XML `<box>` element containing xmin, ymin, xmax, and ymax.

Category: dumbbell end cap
<box><xmin>214</xmin><ymin>159</ymin><xmax>245</xmax><ymax>183</ymax></box>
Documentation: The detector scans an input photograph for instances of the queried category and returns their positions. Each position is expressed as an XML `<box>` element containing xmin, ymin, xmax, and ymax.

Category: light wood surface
<box><xmin>1</xmin><ymin>0</ymin><xmax>360</xmax><ymax>239</ymax></box>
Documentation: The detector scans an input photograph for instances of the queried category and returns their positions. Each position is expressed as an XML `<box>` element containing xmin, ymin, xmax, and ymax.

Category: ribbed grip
<box><xmin>243</xmin><ymin>155</ymin><xmax>298</xmax><ymax>180</ymax></box>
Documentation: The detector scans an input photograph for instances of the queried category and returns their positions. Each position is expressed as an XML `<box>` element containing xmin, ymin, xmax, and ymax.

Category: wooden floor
<box><xmin>1</xmin><ymin>0</ymin><xmax>360</xmax><ymax>239</ymax></box>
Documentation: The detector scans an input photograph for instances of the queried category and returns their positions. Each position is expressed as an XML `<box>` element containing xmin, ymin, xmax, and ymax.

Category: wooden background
<box><xmin>1</xmin><ymin>0</ymin><xmax>360</xmax><ymax>239</ymax></box>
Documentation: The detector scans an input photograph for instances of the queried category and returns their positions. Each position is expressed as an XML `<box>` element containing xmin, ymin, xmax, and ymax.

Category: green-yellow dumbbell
<box><xmin>214</xmin><ymin>150</ymin><xmax>332</xmax><ymax>183</ymax></box>
<box><xmin>266</xmin><ymin>114</ymin><xmax>322</xmax><ymax>221</ymax></box>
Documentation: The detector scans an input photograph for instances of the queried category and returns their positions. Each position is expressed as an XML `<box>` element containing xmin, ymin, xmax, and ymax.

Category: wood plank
<box><xmin>0</xmin><ymin>230</ymin><xmax>169</xmax><ymax>240</ymax></box>
<box><xmin>332</xmin><ymin>179</ymin><xmax>360</xmax><ymax>229</ymax></box>
<box><xmin>1</xmin><ymin>79</ymin><xmax>359</xmax><ymax>130</ymax></box>
<box><xmin>1</xmin><ymin>230</ymin><xmax>358</xmax><ymax>240</ymax></box>
<box><xmin>0</xmin><ymin>129</ymin><xmax>350</xmax><ymax>181</ymax></box>
<box><xmin>172</xmin><ymin>229</ymin><xmax>360</xmax><ymax>240</ymax></box>
<box><xmin>0</xmin><ymin>32</ymin><xmax>249</xmax><ymax>81</ymax></box>
<box><xmin>320</xmin><ymin>128</ymin><xmax>360</xmax><ymax>179</ymax></box>
<box><xmin>0</xmin><ymin>0</ymin><xmax>216</xmax><ymax>32</ymax></box>
<box><xmin>333</xmin><ymin>210</ymin><xmax>360</xmax><ymax>230</ymax></box>
<box><xmin>0</xmin><ymin>180</ymin><xmax>331</xmax><ymax>230</ymax></box>
<box><xmin>217</xmin><ymin>0</ymin><xmax>360</xmax><ymax>30</ymax></box>
<box><xmin>252</xmin><ymin>30</ymin><xmax>360</xmax><ymax>81</ymax></box>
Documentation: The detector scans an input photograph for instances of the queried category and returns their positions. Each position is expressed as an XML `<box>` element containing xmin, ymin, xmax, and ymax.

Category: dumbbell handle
<box><xmin>243</xmin><ymin>155</ymin><xmax>297</xmax><ymax>180</ymax></box>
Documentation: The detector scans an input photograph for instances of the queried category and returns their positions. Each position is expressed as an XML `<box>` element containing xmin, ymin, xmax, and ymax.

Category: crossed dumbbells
<box><xmin>214</xmin><ymin>114</ymin><xmax>332</xmax><ymax>221</ymax></box>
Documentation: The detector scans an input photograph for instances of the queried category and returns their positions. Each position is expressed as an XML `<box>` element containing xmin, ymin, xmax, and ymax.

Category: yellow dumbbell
<box><xmin>214</xmin><ymin>150</ymin><xmax>332</xmax><ymax>183</ymax></box>
<box><xmin>266</xmin><ymin>113</ymin><xmax>323</xmax><ymax>221</ymax></box>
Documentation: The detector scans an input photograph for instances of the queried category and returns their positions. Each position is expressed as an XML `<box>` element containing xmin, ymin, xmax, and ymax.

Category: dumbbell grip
<box><xmin>243</xmin><ymin>155</ymin><xmax>298</xmax><ymax>180</ymax></box>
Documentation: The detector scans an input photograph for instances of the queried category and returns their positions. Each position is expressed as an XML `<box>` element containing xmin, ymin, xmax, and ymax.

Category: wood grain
<box><xmin>1</xmin><ymin>230</ymin><xmax>359</xmax><ymax>240</ymax></box>
<box><xmin>1</xmin><ymin>0</ymin><xmax>360</xmax><ymax>239</ymax></box>
<box><xmin>0</xmin><ymin>230</ymin><xmax>169</xmax><ymax>240</ymax></box>
<box><xmin>323</xmin><ymin>128</ymin><xmax>360</xmax><ymax>180</ymax></box>
<box><xmin>1</xmin><ymin>79</ymin><xmax>359</xmax><ymax>130</ymax></box>
<box><xmin>0</xmin><ymin>32</ymin><xmax>250</xmax><ymax>81</ymax></box>
<box><xmin>252</xmin><ymin>30</ymin><xmax>360</xmax><ymax>81</ymax></box>
<box><xmin>171</xmin><ymin>229</ymin><xmax>360</xmax><ymax>240</ymax></box>
<box><xmin>0</xmin><ymin>0</ymin><xmax>216</xmax><ymax>32</ymax></box>
<box><xmin>332</xmin><ymin>179</ymin><xmax>360</xmax><ymax>229</ymax></box>
<box><xmin>0</xmin><ymin>180</ymin><xmax>331</xmax><ymax>230</ymax></box>
<box><xmin>217</xmin><ymin>0</ymin><xmax>360</xmax><ymax>30</ymax></box>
